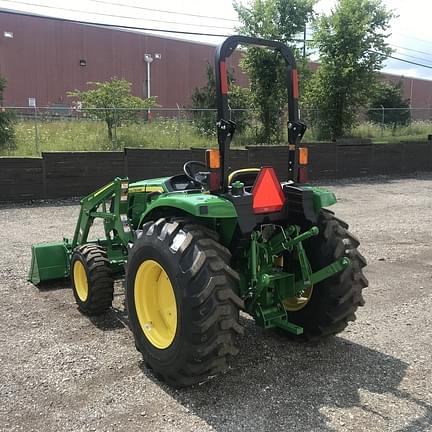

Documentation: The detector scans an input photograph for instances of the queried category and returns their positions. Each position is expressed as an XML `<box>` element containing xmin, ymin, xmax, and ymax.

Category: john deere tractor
<box><xmin>29</xmin><ymin>36</ymin><xmax>367</xmax><ymax>387</ymax></box>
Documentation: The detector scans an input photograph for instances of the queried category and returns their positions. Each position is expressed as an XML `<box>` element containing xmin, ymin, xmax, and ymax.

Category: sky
<box><xmin>0</xmin><ymin>0</ymin><xmax>431</xmax><ymax>80</ymax></box>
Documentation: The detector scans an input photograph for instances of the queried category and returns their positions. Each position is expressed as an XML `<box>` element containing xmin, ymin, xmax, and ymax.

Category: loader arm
<box><xmin>28</xmin><ymin>177</ymin><xmax>133</xmax><ymax>285</ymax></box>
<box><xmin>72</xmin><ymin>177</ymin><xmax>133</xmax><ymax>249</ymax></box>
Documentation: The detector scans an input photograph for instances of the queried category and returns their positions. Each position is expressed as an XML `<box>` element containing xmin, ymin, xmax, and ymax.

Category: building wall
<box><xmin>384</xmin><ymin>73</ymin><xmax>432</xmax><ymax>119</ymax></box>
<box><xmin>0</xmin><ymin>12</ymin><xmax>431</xmax><ymax>111</ymax></box>
<box><xmin>0</xmin><ymin>13</ymin><xmax>247</xmax><ymax>107</ymax></box>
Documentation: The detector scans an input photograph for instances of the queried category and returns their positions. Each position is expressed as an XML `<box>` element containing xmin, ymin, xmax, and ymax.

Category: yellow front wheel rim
<box><xmin>134</xmin><ymin>260</ymin><xmax>178</xmax><ymax>349</ymax></box>
<box><xmin>282</xmin><ymin>286</ymin><xmax>313</xmax><ymax>312</ymax></box>
<box><xmin>73</xmin><ymin>260</ymin><xmax>89</xmax><ymax>302</ymax></box>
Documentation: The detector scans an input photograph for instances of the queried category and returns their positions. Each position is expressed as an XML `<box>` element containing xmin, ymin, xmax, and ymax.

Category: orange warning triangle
<box><xmin>252</xmin><ymin>167</ymin><xmax>285</xmax><ymax>214</ymax></box>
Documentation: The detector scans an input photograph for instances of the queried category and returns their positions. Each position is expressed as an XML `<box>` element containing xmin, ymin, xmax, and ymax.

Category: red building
<box><xmin>0</xmin><ymin>11</ymin><xmax>431</xmax><ymax>115</ymax></box>
<box><xmin>0</xmin><ymin>12</ymin><xmax>247</xmax><ymax>108</ymax></box>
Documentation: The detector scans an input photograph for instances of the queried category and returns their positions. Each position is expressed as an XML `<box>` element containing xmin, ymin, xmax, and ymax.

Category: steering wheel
<box><xmin>183</xmin><ymin>161</ymin><xmax>208</xmax><ymax>186</ymax></box>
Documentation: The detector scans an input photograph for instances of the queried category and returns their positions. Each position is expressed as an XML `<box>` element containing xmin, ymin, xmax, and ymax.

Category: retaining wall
<box><xmin>1</xmin><ymin>141</ymin><xmax>431</xmax><ymax>202</ymax></box>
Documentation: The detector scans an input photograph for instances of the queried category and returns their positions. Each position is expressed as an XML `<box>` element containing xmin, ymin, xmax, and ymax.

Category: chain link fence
<box><xmin>299</xmin><ymin>106</ymin><xmax>432</xmax><ymax>124</ymax></box>
<box><xmin>1</xmin><ymin>106</ymin><xmax>262</xmax><ymax>155</ymax></box>
<box><xmin>1</xmin><ymin>106</ymin><xmax>431</xmax><ymax>156</ymax></box>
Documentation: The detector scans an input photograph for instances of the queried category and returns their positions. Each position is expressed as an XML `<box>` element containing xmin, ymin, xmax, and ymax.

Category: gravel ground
<box><xmin>1</xmin><ymin>173</ymin><xmax>432</xmax><ymax>432</ymax></box>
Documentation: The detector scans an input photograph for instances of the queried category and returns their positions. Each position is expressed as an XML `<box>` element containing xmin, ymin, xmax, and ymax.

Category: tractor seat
<box><xmin>228</xmin><ymin>168</ymin><xmax>260</xmax><ymax>188</ymax></box>
<box><xmin>166</xmin><ymin>174</ymin><xmax>200</xmax><ymax>191</ymax></box>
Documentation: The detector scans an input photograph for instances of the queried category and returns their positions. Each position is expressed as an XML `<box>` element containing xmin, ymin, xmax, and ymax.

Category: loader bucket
<box><xmin>28</xmin><ymin>241</ymin><xmax>70</xmax><ymax>285</ymax></box>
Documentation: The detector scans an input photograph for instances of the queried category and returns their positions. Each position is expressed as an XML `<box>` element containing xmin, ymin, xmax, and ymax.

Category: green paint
<box><xmin>297</xmin><ymin>256</ymin><xmax>350</xmax><ymax>291</ymax></box>
<box><xmin>149</xmin><ymin>193</ymin><xmax>237</xmax><ymax>218</ymax></box>
<box><xmin>300</xmin><ymin>185</ymin><xmax>337</xmax><ymax>212</ymax></box>
<box><xmin>28</xmin><ymin>174</ymin><xmax>347</xmax><ymax>333</ymax></box>
<box><xmin>28</xmin><ymin>241</ymin><xmax>70</xmax><ymax>284</ymax></box>
<box><xmin>129</xmin><ymin>177</ymin><xmax>170</xmax><ymax>192</ymax></box>
<box><xmin>138</xmin><ymin>192</ymin><xmax>237</xmax><ymax>227</ymax></box>
<box><xmin>239</xmin><ymin>223</ymin><xmax>347</xmax><ymax>335</ymax></box>
<box><xmin>30</xmin><ymin>178</ymin><xmax>133</xmax><ymax>284</ymax></box>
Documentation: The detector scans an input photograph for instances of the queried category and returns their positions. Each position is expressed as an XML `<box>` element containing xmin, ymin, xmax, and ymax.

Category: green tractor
<box><xmin>29</xmin><ymin>36</ymin><xmax>367</xmax><ymax>387</ymax></box>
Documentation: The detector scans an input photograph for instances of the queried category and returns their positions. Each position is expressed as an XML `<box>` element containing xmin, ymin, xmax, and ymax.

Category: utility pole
<box><xmin>144</xmin><ymin>54</ymin><xmax>153</xmax><ymax>100</ymax></box>
<box><xmin>144</xmin><ymin>53</ymin><xmax>161</xmax><ymax>120</ymax></box>
<box><xmin>303</xmin><ymin>24</ymin><xmax>307</xmax><ymax>59</ymax></box>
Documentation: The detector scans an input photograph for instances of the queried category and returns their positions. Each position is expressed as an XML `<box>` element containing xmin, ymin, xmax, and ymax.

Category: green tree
<box><xmin>234</xmin><ymin>0</ymin><xmax>315</xmax><ymax>144</ymax></box>
<box><xmin>367</xmin><ymin>80</ymin><xmax>410</xmax><ymax>126</ymax></box>
<box><xmin>304</xmin><ymin>0</ymin><xmax>394</xmax><ymax>140</ymax></box>
<box><xmin>0</xmin><ymin>76</ymin><xmax>16</xmax><ymax>151</ymax></box>
<box><xmin>68</xmin><ymin>78</ymin><xmax>156</xmax><ymax>142</ymax></box>
<box><xmin>191</xmin><ymin>62</ymin><xmax>252</xmax><ymax>136</ymax></box>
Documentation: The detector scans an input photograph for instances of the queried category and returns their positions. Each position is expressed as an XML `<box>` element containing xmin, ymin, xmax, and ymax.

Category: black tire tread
<box><xmin>303</xmin><ymin>209</ymin><xmax>368</xmax><ymax>339</ymax></box>
<box><xmin>127</xmin><ymin>218</ymin><xmax>244</xmax><ymax>387</ymax></box>
<box><xmin>285</xmin><ymin>209</ymin><xmax>368</xmax><ymax>340</ymax></box>
<box><xmin>71</xmin><ymin>244</ymin><xmax>114</xmax><ymax>316</ymax></box>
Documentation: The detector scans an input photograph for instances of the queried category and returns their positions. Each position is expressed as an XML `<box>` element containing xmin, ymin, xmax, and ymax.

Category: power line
<box><xmin>0</xmin><ymin>8</ymin><xmax>308</xmax><ymax>41</ymax></box>
<box><xmin>2</xmin><ymin>8</ymin><xmax>432</xmax><ymax>71</ymax></box>
<box><xmin>392</xmin><ymin>32</ymin><xmax>432</xmax><ymax>45</ymax></box>
<box><xmin>90</xmin><ymin>0</ymin><xmax>240</xmax><ymax>23</ymax></box>
<box><xmin>389</xmin><ymin>44</ymin><xmax>432</xmax><ymax>58</ymax></box>
<box><xmin>306</xmin><ymin>39</ymin><xmax>432</xmax><ymax>63</ymax></box>
<box><xmin>384</xmin><ymin>54</ymin><xmax>432</xmax><ymax>70</ymax></box>
<box><xmin>0</xmin><ymin>8</ymin><xmax>232</xmax><ymax>37</ymax></box>
<box><xmin>306</xmin><ymin>38</ymin><xmax>432</xmax><ymax>68</ymax></box>
<box><xmin>391</xmin><ymin>51</ymin><xmax>432</xmax><ymax>66</ymax></box>
<box><xmin>1</xmin><ymin>0</ymin><xmax>236</xmax><ymax>30</ymax></box>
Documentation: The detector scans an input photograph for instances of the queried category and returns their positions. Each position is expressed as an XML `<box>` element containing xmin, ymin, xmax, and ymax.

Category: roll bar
<box><xmin>214</xmin><ymin>35</ymin><xmax>305</xmax><ymax>191</ymax></box>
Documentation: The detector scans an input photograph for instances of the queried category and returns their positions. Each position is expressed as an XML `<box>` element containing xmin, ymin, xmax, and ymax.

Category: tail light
<box><xmin>205</xmin><ymin>149</ymin><xmax>220</xmax><ymax>169</ymax></box>
<box><xmin>297</xmin><ymin>147</ymin><xmax>309</xmax><ymax>183</ymax></box>
<box><xmin>298</xmin><ymin>147</ymin><xmax>308</xmax><ymax>165</ymax></box>
<box><xmin>206</xmin><ymin>149</ymin><xmax>221</xmax><ymax>191</ymax></box>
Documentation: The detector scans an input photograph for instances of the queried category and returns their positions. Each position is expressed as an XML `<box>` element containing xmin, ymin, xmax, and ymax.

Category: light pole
<box><xmin>144</xmin><ymin>53</ymin><xmax>161</xmax><ymax>119</ymax></box>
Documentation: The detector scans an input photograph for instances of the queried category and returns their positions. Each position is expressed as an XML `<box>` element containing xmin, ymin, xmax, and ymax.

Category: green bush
<box><xmin>191</xmin><ymin>63</ymin><xmax>252</xmax><ymax>137</ymax></box>
<box><xmin>0</xmin><ymin>76</ymin><xmax>16</xmax><ymax>150</ymax></box>
<box><xmin>367</xmin><ymin>81</ymin><xmax>410</xmax><ymax>127</ymax></box>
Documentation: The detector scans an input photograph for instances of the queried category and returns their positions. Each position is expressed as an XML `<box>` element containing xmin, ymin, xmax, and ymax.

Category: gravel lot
<box><xmin>1</xmin><ymin>173</ymin><xmax>432</xmax><ymax>432</ymax></box>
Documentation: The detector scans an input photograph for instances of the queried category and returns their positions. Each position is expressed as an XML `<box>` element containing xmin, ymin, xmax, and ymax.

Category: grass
<box><xmin>3</xmin><ymin>118</ymin><xmax>217</xmax><ymax>156</ymax></box>
<box><xmin>343</xmin><ymin>121</ymin><xmax>431</xmax><ymax>143</ymax></box>
<box><xmin>1</xmin><ymin>118</ymin><xmax>431</xmax><ymax>156</ymax></box>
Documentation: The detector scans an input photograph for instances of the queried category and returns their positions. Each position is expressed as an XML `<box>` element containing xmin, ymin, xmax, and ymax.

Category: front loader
<box><xmin>29</xmin><ymin>36</ymin><xmax>367</xmax><ymax>387</ymax></box>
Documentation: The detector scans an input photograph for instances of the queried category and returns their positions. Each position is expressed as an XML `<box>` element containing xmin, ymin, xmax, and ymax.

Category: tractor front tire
<box><xmin>286</xmin><ymin>209</ymin><xmax>368</xmax><ymax>339</ymax></box>
<box><xmin>126</xmin><ymin>218</ymin><xmax>244</xmax><ymax>387</ymax></box>
<box><xmin>70</xmin><ymin>244</ymin><xmax>114</xmax><ymax>315</ymax></box>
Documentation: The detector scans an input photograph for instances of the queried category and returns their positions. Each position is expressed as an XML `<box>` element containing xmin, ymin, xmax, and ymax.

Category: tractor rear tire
<box><xmin>70</xmin><ymin>244</ymin><xmax>114</xmax><ymax>315</ymax></box>
<box><xmin>126</xmin><ymin>218</ymin><xmax>244</xmax><ymax>387</ymax></box>
<box><xmin>286</xmin><ymin>209</ymin><xmax>368</xmax><ymax>339</ymax></box>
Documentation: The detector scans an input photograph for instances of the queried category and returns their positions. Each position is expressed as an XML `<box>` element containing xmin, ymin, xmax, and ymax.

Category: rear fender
<box><xmin>306</xmin><ymin>186</ymin><xmax>337</xmax><ymax>212</ymax></box>
<box><xmin>140</xmin><ymin>192</ymin><xmax>237</xmax><ymax>219</ymax></box>
<box><xmin>137</xmin><ymin>193</ymin><xmax>238</xmax><ymax>247</ymax></box>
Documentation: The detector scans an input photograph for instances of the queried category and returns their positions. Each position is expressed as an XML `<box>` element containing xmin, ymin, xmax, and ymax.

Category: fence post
<box><xmin>113</xmin><ymin>106</ymin><xmax>117</xmax><ymax>149</ymax></box>
<box><xmin>176</xmin><ymin>103</ymin><xmax>181</xmax><ymax>147</ymax></box>
<box><xmin>34</xmin><ymin>106</ymin><xmax>40</xmax><ymax>154</ymax></box>
<box><xmin>42</xmin><ymin>154</ymin><xmax>47</xmax><ymax>199</ymax></box>
<box><xmin>381</xmin><ymin>105</ymin><xmax>385</xmax><ymax>136</ymax></box>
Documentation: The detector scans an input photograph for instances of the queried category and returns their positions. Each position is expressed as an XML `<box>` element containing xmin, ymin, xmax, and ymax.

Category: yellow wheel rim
<box><xmin>282</xmin><ymin>286</ymin><xmax>313</xmax><ymax>312</ymax></box>
<box><xmin>134</xmin><ymin>260</ymin><xmax>177</xmax><ymax>349</ymax></box>
<box><xmin>73</xmin><ymin>260</ymin><xmax>89</xmax><ymax>302</ymax></box>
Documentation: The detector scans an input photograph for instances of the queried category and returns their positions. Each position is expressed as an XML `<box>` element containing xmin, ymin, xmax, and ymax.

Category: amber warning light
<box><xmin>206</xmin><ymin>148</ymin><xmax>220</xmax><ymax>169</ymax></box>
<box><xmin>299</xmin><ymin>147</ymin><xmax>308</xmax><ymax>165</ymax></box>
<box><xmin>252</xmin><ymin>167</ymin><xmax>285</xmax><ymax>214</ymax></box>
